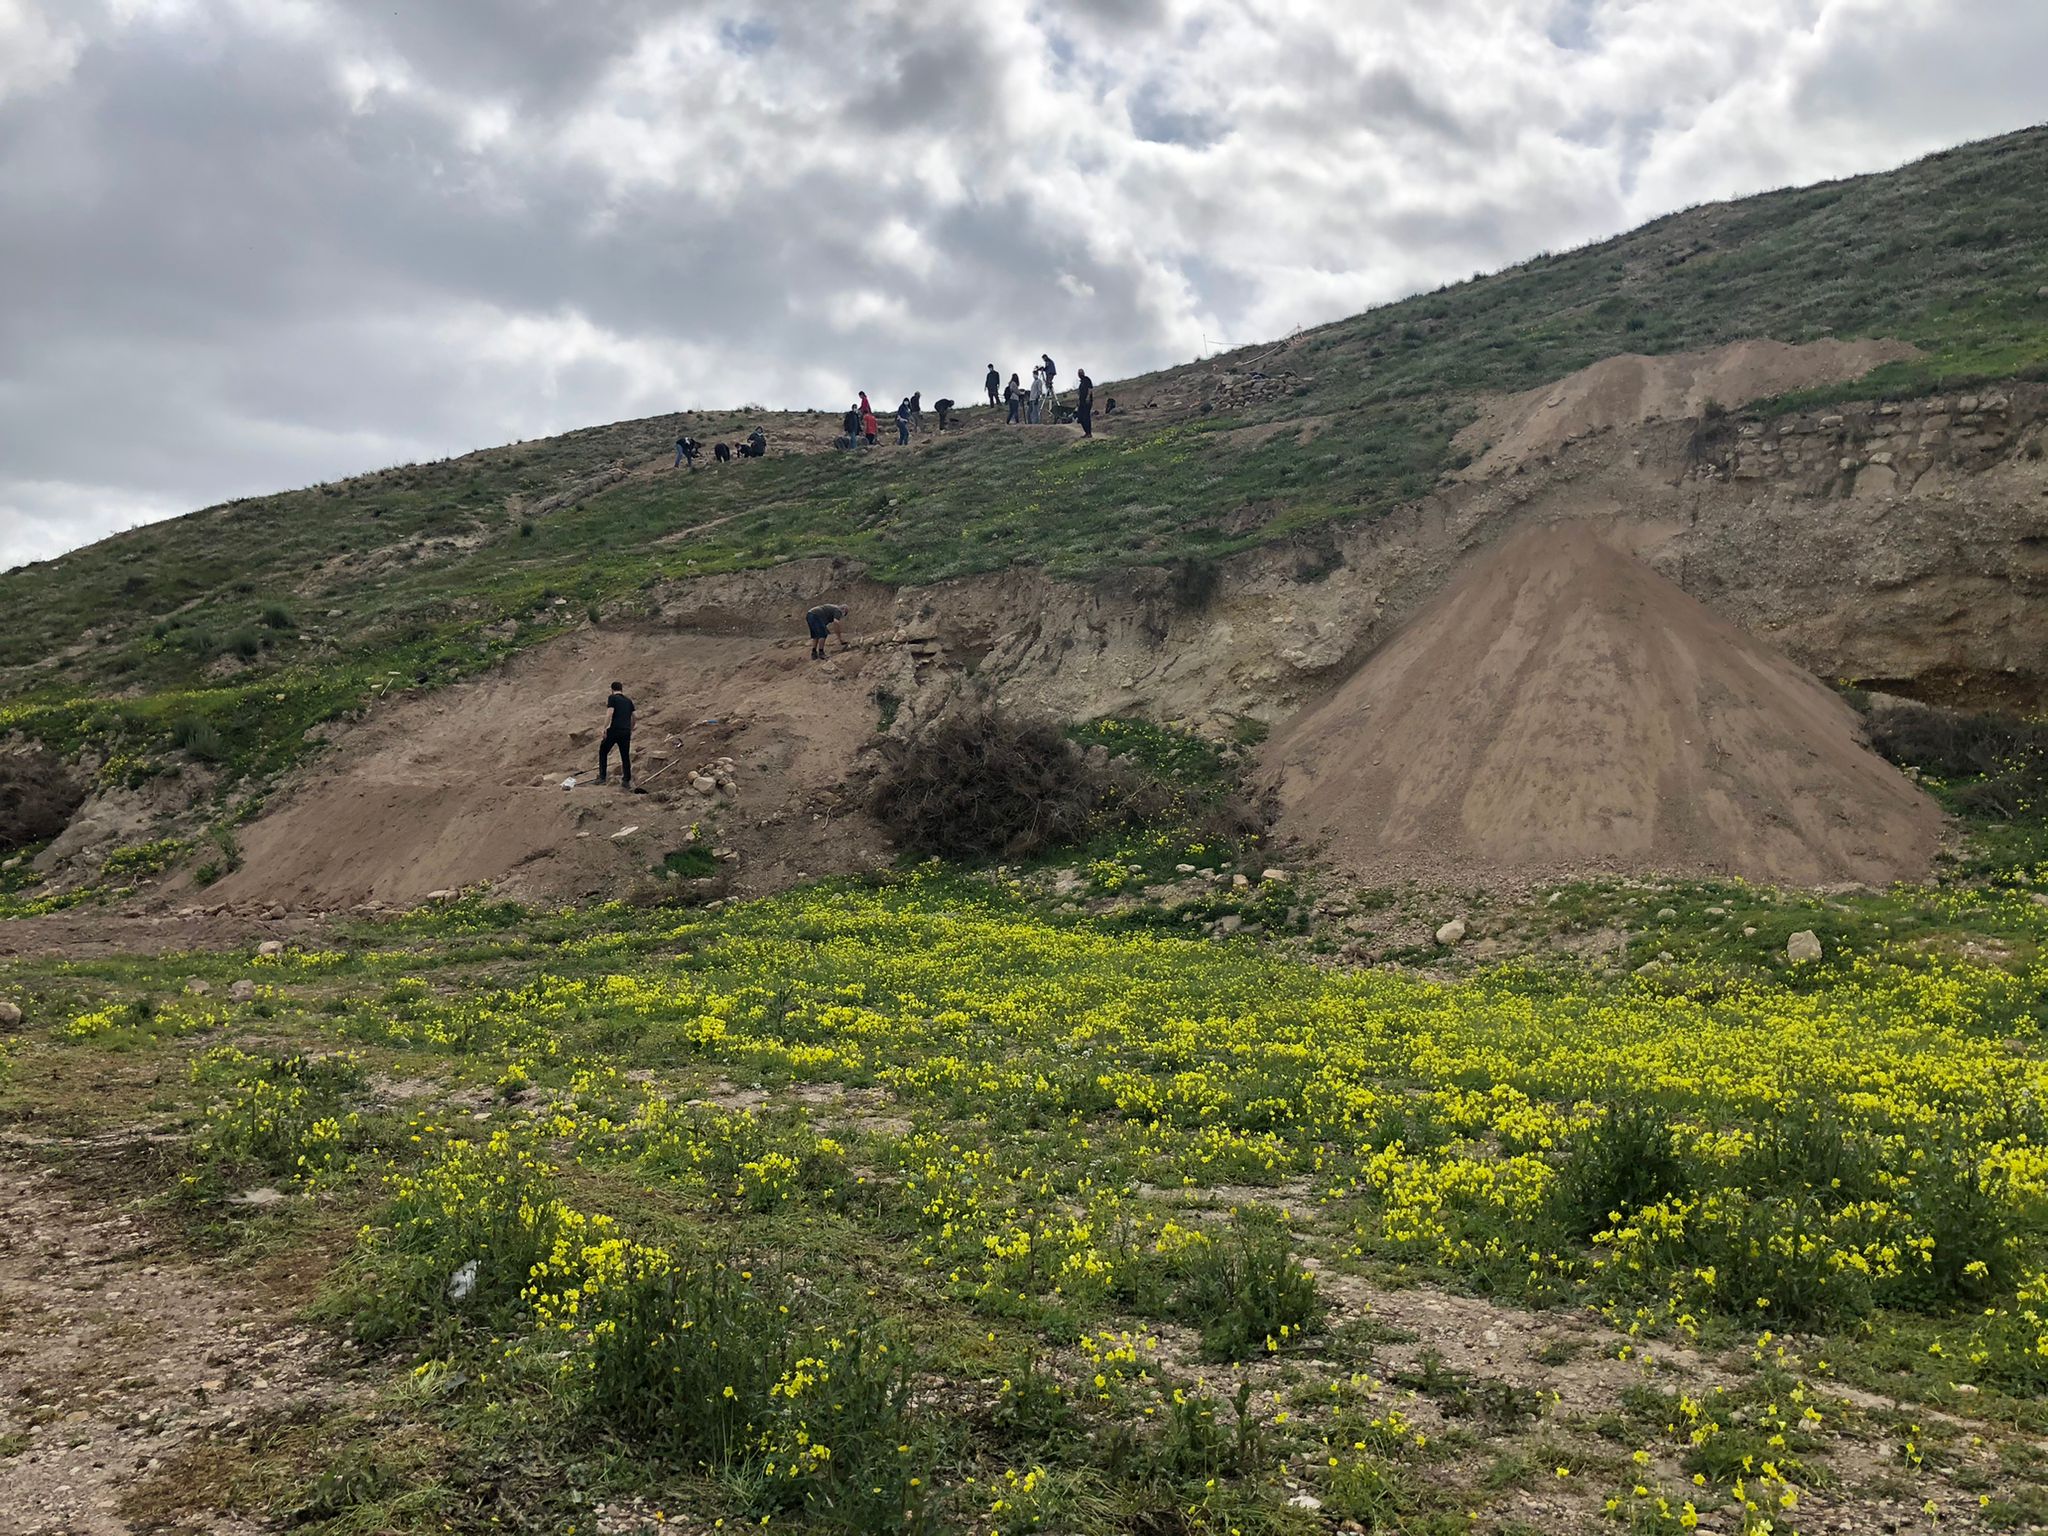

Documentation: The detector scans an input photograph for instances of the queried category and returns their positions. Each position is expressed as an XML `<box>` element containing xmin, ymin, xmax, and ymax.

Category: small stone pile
<box><xmin>687</xmin><ymin>757</ymin><xmax>739</xmax><ymax>798</ymax></box>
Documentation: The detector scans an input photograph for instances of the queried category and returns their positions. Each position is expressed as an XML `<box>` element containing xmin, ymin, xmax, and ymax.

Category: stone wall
<box><xmin>1708</xmin><ymin>383</ymin><xmax>2047</xmax><ymax>498</ymax></box>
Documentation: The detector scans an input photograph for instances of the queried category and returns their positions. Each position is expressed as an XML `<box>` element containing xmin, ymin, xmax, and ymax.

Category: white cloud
<box><xmin>0</xmin><ymin>0</ymin><xmax>83</xmax><ymax>102</ymax></box>
<box><xmin>2</xmin><ymin>0</ymin><xmax>2045</xmax><ymax>569</ymax></box>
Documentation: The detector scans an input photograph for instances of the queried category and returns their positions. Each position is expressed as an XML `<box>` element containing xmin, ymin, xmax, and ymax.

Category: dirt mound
<box><xmin>205</xmin><ymin>626</ymin><xmax>892</xmax><ymax>909</ymax></box>
<box><xmin>1457</xmin><ymin>337</ymin><xmax>1918</xmax><ymax>475</ymax></box>
<box><xmin>1261</xmin><ymin>523</ymin><xmax>1940</xmax><ymax>887</ymax></box>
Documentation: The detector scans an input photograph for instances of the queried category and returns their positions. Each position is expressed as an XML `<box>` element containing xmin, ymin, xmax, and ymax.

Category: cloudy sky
<box><xmin>2</xmin><ymin>0</ymin><xmax>2044</xmax><ymax>569</ymax></box>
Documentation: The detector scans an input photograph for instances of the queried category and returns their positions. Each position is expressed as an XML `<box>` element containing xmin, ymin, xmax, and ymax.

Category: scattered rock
<box><xmin>1261</xmin><ymin>868</ymin><xmax>1290</xmax><ymax>882</ymax></box>
<box><xmin>183</xmin><ymin>978</ymin><xmax>211</xmax><ymax>996</ymax></box>
<box><xmin>1743</xmin><ymin>926</ymin><xmax>1757</xmax><ymax>937</ymax></box>
<box><xmin>1288</xmin><ymin>1493</ymin><xmax>1324</xmax><ymax>1512</ymax></box>
<box><xmin>0</xmin><ymin>1000</ymin><xmax>20</xmax><ymax>1028</ymax></box>
<box><xmin>228</xmin><ymin>1187</ymin><xmax>285</xmax><ymax>1208</ymax></box>
<box><xmin>228</xmin><ymin>980</ymin><xmax>257</xmax><ymax>1003</ymax></box>
<box><xmin>1215</xmin><ymin>915</ymin><xmax>1244</xmax><ymax>935</ymax></box>
<box><xmin>426</xmin><ymin>889</ymin><xmax>456</xmax><ymax>902</ymax></box>
<box><xmin>1436</xmin><ymin>918</ymin><xmax>1467</xmax><ymax>945</ymax></box>
<box><xmin>1231</xmin><ymin>873</ymin><xmax>1250</xmax><ymax>890</ymax></box>
<box><xmin>611</xmin><ymin>826</ymin><xmax>640</xmax><ymax>841</ymax></box>
<box><xmin>1656</xmin><ymin>907</ymin><xmax>1678</xmax><ymax>920</ymax></box>
<box><xmin>256</xmin><ymin>939</ymin><xmax>285</xmax><ymax>957</ymax></box>
<box><xmin>446</xmin><ymin>1260</ymin><xmax>481</xmax><ymax>1304</ymax></box>
<box><xmin>1786</xmin><ymin>930</ymin><xmax>1823</xmax><ymax>963</ymax></box>
<box><xmin>1175</xmin><ymin>863</ymin><xmax>1197</xmax><ymax>874</ymax></box>
<box><xmin>1634</xmin><ymin>960</ymin><xmax>1665</xmax><ymax>978</ymax></box>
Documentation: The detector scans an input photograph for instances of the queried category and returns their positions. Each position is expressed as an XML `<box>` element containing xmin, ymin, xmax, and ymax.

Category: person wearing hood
<box><xmin>895</xmin><ymin>397</ymin><xmax>911</xmax><ymax>445</ymax></box>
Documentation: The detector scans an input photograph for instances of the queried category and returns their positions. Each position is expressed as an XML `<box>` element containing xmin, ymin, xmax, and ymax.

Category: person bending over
<box><xmin>806</xmin><ymin>603</ymin><xmax>849</xmax><ymax>661</ymax></box>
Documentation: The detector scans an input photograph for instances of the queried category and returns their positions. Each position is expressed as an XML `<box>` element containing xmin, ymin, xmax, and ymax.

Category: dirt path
<box><xmin>0</xmin><ymin>1149</ymin><xmax>335</xmax><ymax>1535</ymax></box>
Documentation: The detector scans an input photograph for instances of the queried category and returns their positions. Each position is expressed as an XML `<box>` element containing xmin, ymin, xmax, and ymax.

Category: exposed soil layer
<box><xmin>1455</xmin><ymin>336</ymin><xmax>1919</xmax><ymax>474</ymax></box>
<box><xmin>1262</xmin><ymin>522</ymin><xmax>1942</xmax><ymax>887</ymax></box>
<box><xmin>203</xmin><ymin>626</ymin><xmax>893</xmax><ymax>909</ymax></box>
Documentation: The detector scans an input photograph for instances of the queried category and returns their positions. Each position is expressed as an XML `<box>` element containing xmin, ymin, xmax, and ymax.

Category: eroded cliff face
<box><xmin>24</xmin><ymin>383</ymin><xmax>2040</xmax><ymax>910</ymax></box>
<box><xmin>651</xmin><ymin>383</ymin><xmax>2048</xmax><ymax>734</ymax></box>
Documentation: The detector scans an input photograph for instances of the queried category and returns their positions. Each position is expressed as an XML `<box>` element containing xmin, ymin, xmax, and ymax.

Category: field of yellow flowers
<box><xmin>3</xmin><ymin>869</ymin><xmax>2046</xmax><ymax>1535</ymax></box>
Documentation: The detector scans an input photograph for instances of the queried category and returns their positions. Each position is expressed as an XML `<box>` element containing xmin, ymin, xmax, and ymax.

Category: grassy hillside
<box><xmin>4</xmin><ymin>125</ymin><xmax>2046</xmax><ymax>786</ymax></box>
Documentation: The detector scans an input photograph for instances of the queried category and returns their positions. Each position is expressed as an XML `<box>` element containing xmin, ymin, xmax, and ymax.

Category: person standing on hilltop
<box><xmin>806</xmin><ymin>602</ymin><xmax>849</xmax><ymax>661</ymax></box>
<box><xmin>860</xmin><ymin>396</ymin><xmax>879</xmax><ymax>447</ymax></box>
<box><xmin>1041</xmin><ymin>353</ymin><xmax>1058</xmax><ymax>404</ymax></box>
<box><xmin>908</xmin><ymin>390</ymin><xmax>925</xmax><ymax>435</ymax></box>
<box><xmin>984</xmin><ymin>364</ymin><xmax>1001</xmax><ymax>408</ymax></box>
<box><xmin>840</xmin><ymin>404</ymin><xmax>862</xmax><ymax>450</ymax></box>
<box><xmin>597</xmin><ymin>681</ymin><xmax>634</xmax><ymax>789</ymax></box>
<box><xmin>1028</xmin><ymin>366</ymin><xmax>1045</xmax><ymax>425</ymax></box>
<box><xmin>1075</xmin><ymin>369</ymin><xmax>1095</xmax><ymax>437</ymax></box>
<box><xmin>896</xmin><ymin>397</ymin><xmax>911</xmax><ymax>445</ymax></box>
<box><xmin>1005</xmin><ymin>372</ymin><xmax>1023</xmax><ymax>423</ymax></box>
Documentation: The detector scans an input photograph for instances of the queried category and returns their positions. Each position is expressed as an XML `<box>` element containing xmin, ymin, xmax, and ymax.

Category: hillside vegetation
<box><xmin>3</xmin><ymin>125</ymin><xmax>2047</xmax><ymax>787</ymax></box>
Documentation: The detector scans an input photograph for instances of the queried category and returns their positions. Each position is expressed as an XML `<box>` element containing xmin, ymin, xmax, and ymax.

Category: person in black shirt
<box><xmin>598</xmin><ymin>683</ymin><xmax>634</xmax><ymax>788</ymax></box>
<box><xmin>806</xmin><ymin>603</ymin><xmax>848</xmax><ymax>661</ymax></box>
<box><xmin>1075</xmin><ymin>370</ymin><xmax>1095</xmax><ymax>437</ymax></box>
<box><xmin>840</xmin><ymin>406</ymin><xmax>861</xmax><ymax>449</ymax></box>
<box><xmin>984</xmin><ymin>364</ymin><xmax>1001</xmax><ymax>408</ymax></box>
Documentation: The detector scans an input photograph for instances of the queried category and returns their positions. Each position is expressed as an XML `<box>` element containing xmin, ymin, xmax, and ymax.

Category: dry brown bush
<box><xmin>868</xmin><ymin>706</ymin><xmax>1218</xmax><ymax>862</ymax></box>
<box><xmin>1</xmin><ymin>747</ymin><xmax>85</xmax><ymax>851</ymax></box>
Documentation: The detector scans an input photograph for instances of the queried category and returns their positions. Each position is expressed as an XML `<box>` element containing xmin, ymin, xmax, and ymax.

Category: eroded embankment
<box><xmin>22</xmin><ymin>367</ymin><xmax>2048</xmax><ymax>912</ymax></box>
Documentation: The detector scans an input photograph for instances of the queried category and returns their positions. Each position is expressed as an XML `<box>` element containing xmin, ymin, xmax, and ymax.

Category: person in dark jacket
<box><xmin>1075</xmin><ymin>370</ymin><xmax>1095</xmax><ymax>437</ymax></box>
<box><xmin>1005</xmin><ymin>373</ymin><xmax>1022</xmax><ymax>423</ymax></box>
<box><xmin>896</xmin><ymin>398</ymin><xmax>911</xmax><ymax>445</ymax></box>
<box><xmin>841</xmin><ymin>405</ymin><xmax>862</xmax><ymax>449</ymax></box>
<box><xmin>984</xmin><ymin>364</ymin><xmax>1001</xmax><ymax>408</ymax></box>
<box><xmin>806</xmin><ymin>603</ymin><xmax>849</xmax><ymax>661</ymax></box>
<box><xmin>598</xmin><ymin>682</ymin><xmax>634</xmax><ymax>788</ymax></box>
<box><xmin>744</xmin><ymin>427</ymin><xmax>767</xmax><ymax>457</ymax></box>
<box><xmin>674</xmin><ymin>434</ymin><xmax>699</xmax><ymax>469</ymax></box>
<box><xmin>934</xmin><ymin>397</ymin><xmax>955</xmax><ymax>430</ymax></box>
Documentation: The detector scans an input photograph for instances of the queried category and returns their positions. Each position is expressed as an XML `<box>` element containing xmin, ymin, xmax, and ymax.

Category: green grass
<box><xmin>4</xmin><ymin>127</ymin><xmax>2046</xmax><ymax>794</ymax></box>
<box><xmin>5</xmin><ymin>863</ymin><xmax>2048</xmax><ymax>1531</ymax></box>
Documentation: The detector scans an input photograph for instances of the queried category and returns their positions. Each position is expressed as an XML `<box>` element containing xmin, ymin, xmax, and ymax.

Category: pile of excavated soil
<box><xmin>1457</xmin><ymin>337</ymin><xmax>1919</xmax><ymax>475</ymax></box>
<box><xmin>204</xmin><ymin>626</ymin><xmax>892</xmax><ymax>910</ymax></box>
<box><xmin>1261</xmin><ymin>523</ymin><xmax>1941</xmax><ymax>888</ymax></box>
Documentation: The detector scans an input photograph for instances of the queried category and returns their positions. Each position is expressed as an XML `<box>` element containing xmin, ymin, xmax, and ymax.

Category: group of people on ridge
<box><xmin>988</xmin><ymin>354</ymin><xmax>1094</xmax><ymax>436</ymax></box>
<box><xmin>835</xmin><ymin>353</ymin><xmax>1101</xmax><ymax>451</ymax></box>
<box><xmin>674</xmin><ymin>426</ymin><xmax>766</xmax><ymax>469</ymax></box>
